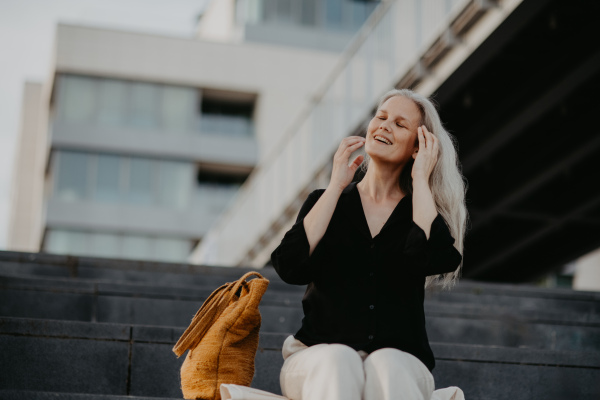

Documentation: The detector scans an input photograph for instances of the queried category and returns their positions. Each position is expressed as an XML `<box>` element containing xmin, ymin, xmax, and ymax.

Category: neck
<box><xmin>358</xmin><ymin>160</ymin><xmax>406</xmax><ymax>202</ymax></box>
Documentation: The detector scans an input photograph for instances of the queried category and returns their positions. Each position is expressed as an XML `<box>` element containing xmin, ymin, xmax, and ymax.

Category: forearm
<box><xmin>412</xmin><ymin>178</ymin><xmax>438</xmax><ymax>239</ymax></box>
<box><xmin>303</xmin><ymin>185</ymin><xmax>343</xmax><ymax>255</ymax></box>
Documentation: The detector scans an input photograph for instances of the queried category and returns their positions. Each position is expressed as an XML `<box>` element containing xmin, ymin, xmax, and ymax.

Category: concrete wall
<box><xmin>196</xmin><ymin>0</ymin><xmax>239</xmax><ymax>43</ymax></box>
<box><xmin>573</xmin><ymin>248</ymin><xmax>600</xmax><ymax>291</ymax></box>
<box><xmin>7</xmin><ymin>82</ymin><xmax>47</xmax><ymax>251</ymax></box>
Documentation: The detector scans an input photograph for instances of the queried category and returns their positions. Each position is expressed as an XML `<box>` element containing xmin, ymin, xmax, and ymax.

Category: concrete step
<box><xmin>2</xmin><ymin>250</ymin><xmax>599</xmax><ymax>317</ymax></box>
<box><xmin>426</xmin><ymin>281</ymin><xmax>600</xmax><ymax>317</ymax></box>
<box><xmin>0</xmin><ymin>274</ymin><xmax>304</xmax><ymax>333</ymax></box>
<box><xmin>2</xmin><ymin>274</ymin><xmax>599</xmax><ymax>352</ymax></box>
<box><xmin>0</xmin><ymin>391</ymin><xmax>176</xmax><ymax>400</ymax></box>
<box><xmin>2</xmin><ymin>272</ymin><xmax>597</xmax><ymax>324</ymax></box>
<box><xmin>0</xmin><ymin>251</ymin><xmax>297</xmax><ymax>293</ymax></box>
<box><xmin>1</xmin><ymin>317</ymin><xmax>599</xmax><ymax>400</ymax></box>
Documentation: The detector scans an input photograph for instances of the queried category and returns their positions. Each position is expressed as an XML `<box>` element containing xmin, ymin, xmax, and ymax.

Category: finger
<box><xmin>337</xmin><ymin>137</ymin><xmax>363</xmax><ymax>155</ymax></box>
<box><xmin>345</xmin><ymin>135</ymin><xmax>365</xmax><ymax>142</ymax></box>
<box><xmin>343</xmin><ymin>141</ymin><xmax>364</xmax><ymax>155</ymax></box>
<box><xmin>349</xmin><ymin>154</ymin><xmax>364</xmax><ymax>169</ymax></box>
<box><xmin>422</xmin><ymin>125</ymin><xmax>432</xmax><ymax>148</ymax></box>
<box><xmin>423</xmin><ymin>125</ymin><xmax>431</xmax><ymax>140</ymax></box>
<box><xmin>417</xmin><ymin>126</ymin><xmax>425</xmax><ymax>149</ymax></box>
<box><xmin>337</xmin><ymin>141</ymin><xmax>363</xmax><ymax>161</ymax></box>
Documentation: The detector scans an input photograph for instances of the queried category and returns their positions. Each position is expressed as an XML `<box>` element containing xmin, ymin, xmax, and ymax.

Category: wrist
<box><xmin>412</xmin><ymin>176</ymin><xmax>431</xmax><ymax>187</ymax></box>
<box><xmin>326</xmin><ymin>182</ymin><xmax>345</xmax><ymax>196</ymax></box>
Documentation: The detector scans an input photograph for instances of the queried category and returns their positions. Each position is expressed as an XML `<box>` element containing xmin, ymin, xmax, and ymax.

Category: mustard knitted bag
<box><xmin>173</xmin><ymin>271</ymin><xmax>270</xmax><ymax>400</ymax></box>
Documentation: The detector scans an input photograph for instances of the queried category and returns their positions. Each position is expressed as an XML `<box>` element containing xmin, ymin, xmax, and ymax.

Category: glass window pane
<box><xmin>95</xmin><ymin>154</ymin><xmax>121</xmax><ymax>203</ymax></box>
<box><xmin>200</xmin><ymin>98</ymin><xmax>254</xmax><ymax>137</ymax></box>
<box><xmin>97</xmin><ymin>79</ymin><xmax>127</xmax><ymax>127</ymax></box>
<box><xmin>161</xmin><ymin>86</ymin><xmax>196</xmax><ymax>134</ymax></box>
<box><xmin>55</xmin><ymin>152</ymin><xmax>89</xmax><ymax>201</ymax></box>
<box><xmin>158</xmin><ymin>161</ymin><xmax>193</xmax><ymax>209</ymax></box>
<box><xmin>45</xmin><ymin>229</ymin><xmax>87</xmax><ymax>255</ymax></box>
<box><xmin>263</xmin><ymin>0</ymin><xmax>279</xmax><ymax>22</ymax></box>
<box><xmin>59</xmin><ymin>75</ymin><xmax>96</xmax><ymax>124</ymax></box>
<box><xmin>129</xmin><ymin>82</ymin><xmax>159</xmax><ymax>129</ymax></box>
<box><xmin>88</xmin><ymin>232</ymin><xmax>120</xmax><ymax>258</ymax></box>
<box><xmin>325</xmin><ymin>0</ymin><xmax>343</xmax><ymax>28</ymax></box>
<box><xmin>276</xmin><ymin>0</ymin><xmax>292</xmax><ymax>22</ymax></box>
<box><xmin>154</xmin><ymin>237</ymin><xmax>190</xmax><ymax>262</ymax></box>
<box><xmin>194</xmin><ymin>182</ymin><xmax>240</xmax><ymax>214</ymax></box>
<box><xmin>121</xmin><ymin>235</ymin><xmax>151</xmax><ymax>260</ymax></box>
<box><xmin>127</xmin><ymin>158</ymin><xmax>155</xmax><ymax>205</ymax></box>
<box><xmin>301</xmin><ymin>0</ymin><xmax>317</xmax><ymax>26</ymax></box>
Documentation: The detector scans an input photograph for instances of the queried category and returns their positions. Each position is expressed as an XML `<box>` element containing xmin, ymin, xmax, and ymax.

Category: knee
<box><xmin>364</xmin><ymin>348</ymin><xmax>413</xmax><ymax>373</ymax></box>
<box><xmin>315</xmin><ymin>344</ymin><xmax>363</xmax><ymax>371</ymax></box>
<box><xmin>365</xmin><ymin>348</ymin><xmax>430</xmax><ymax>380</ymax></box>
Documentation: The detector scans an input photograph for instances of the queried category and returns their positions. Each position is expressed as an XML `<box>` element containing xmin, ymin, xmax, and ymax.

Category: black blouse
<box><xmin>270</xmin><ymin>181</ymin><xmax>463</xmax><ymax>371</ymax></box>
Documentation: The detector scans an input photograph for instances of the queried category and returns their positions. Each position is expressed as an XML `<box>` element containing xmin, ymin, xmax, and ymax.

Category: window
<box><xmin>94</xmin><ymin>154</ymin><xmax>121</xmax><ymax>203</ymax></box>
<box><xmin>129</xmin><ymin>81</ymin><xmax>160</xmax><ymax>129</ymax></box>
<box><xmin>127</xmin><ymin>158</ymin><xmax>155</xmax><ymax>205</ymax></box>
<box><xmin>194</xmin><ymin>168</ymin><xmax>247</xmax><ymax>213</ymax></box>
<box><xmin>97</xmin><ymin>79</ymin><xmax>127</xmax><ymax>127</ymax></box>
<box><xmin>59</xmin><ymin>75</ymin><xmax>95</xmax><ymax>124</ymax></box>
<box><xmin>200</xmin><ymin>96</ymin><xmax>254</xmax><ymax>137</ymax></box>
<box><xmin>54</xmin><ymin>150</ymin><xmax>196</xmax><ymax>209</ymax></box>
<box><xmin>44</xmin><ymin>228</ymin><xmax>193</xmax><ymax>262</ymax></box>
<box><xmin>87</xmin><ymin>232</ymin><xmax>120</xmax><ymax>258</ymax></box>
<box><xmin>55</xmin><ymin>74</ymin><xmax>256</xmax><ymax>137</ymax></box>
<box><xmin>45</xmin><ymin>229</ymin><xmax>86</xmax><ymax>254</ymax></box>
<box><xmin>161</xmin><ymin>86</ymin><xmax>197</xmax><ymax>134</ymax></box>
<box><xmin>158</xmin><ymin>160</ymin><xmax>194</xmax><ymax>209</ymax></box>
<box><xmin>55</xmin><ymin>152</ymin><xmax>89</xmax><ymax>201</ymax></box>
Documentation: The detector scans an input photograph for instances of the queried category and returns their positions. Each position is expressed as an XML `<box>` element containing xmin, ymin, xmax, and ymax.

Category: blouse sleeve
<box><xmin>403</xmin><ymin>213</ymin><xmax>463</xmax><ymax>276</ymax></box>
<box><xmin>270</xmin><ymin>189</ymin><xmax>328</xmax><ymax>285</ymax></box>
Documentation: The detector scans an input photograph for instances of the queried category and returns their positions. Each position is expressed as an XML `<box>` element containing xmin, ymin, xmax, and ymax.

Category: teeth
<box><xmin>374</xmin><ymin>135</ymin><xmax>392</xmax><ymax>145</ymax></box>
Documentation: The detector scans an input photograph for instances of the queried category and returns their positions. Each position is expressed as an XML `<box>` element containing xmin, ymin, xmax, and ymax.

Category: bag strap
<box><xmin>172</xmin><ymin>271</ymin><xmax>265</xmax><ymax>357</ymax></box>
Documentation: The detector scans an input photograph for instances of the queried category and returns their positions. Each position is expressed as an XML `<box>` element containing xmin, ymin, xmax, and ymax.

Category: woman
<box><xmin>270</xmin><ymin>88</ymin><xmax>468</xmax><ymax>400</ymax></box>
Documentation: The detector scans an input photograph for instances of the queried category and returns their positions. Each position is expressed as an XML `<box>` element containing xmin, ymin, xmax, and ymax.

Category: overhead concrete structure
<box><xmin>433</xmin><ymin>0</ymin><xmax>600</xmax><ymax>282</ymax></box>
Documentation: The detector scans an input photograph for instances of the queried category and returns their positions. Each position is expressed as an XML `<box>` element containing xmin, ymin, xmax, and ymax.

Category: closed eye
<box><xmin>396</xmin><ymin>123</ymin><xmax>405</xmax><ymax>128</ymax></box>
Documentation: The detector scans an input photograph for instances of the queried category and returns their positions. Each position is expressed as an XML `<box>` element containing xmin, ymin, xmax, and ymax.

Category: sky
<box><xmin>0</xmin><ymin>0</ymin><xmax>210</xmax><ymax>249</ymax></box>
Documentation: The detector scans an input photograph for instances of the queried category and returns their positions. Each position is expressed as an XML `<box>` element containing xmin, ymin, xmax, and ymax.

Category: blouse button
<box><xmin>370</xmin><ymin>243</ymin><xmax>375</xmax><ymax>249</ymax></box>
<box><xmin>369</xmin><ymin>272</ymin><xmax>374</xmax><ymax>277</ymax></box>
<box><xmin>369</xmin><ymin>305</ymin><xmax>375</xmax><ymax>310</ymax></box>
<box><xmin>368</xmin><ymin>335</ymin><xmax>374</xmax><ymax>340</ymax></box>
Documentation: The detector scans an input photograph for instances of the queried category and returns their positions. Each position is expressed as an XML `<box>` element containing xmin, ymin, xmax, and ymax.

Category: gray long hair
<box><xmin>360</xmin><ymin>89</ymin><xmax>468</xmax><ymax>290</ymax></box>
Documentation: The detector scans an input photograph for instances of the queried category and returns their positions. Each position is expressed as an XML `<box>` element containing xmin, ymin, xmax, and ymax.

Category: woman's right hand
<box><xmin>329</xmin><ymin>136</ymin><xmax>366</xmax><ymax>192</ymax></box>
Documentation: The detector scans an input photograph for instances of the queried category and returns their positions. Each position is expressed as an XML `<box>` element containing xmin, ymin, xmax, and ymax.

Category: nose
<box><xmin>379</xmin><ymin>122</ymin><xmax>391</xmax><ymax>132</ymax></box>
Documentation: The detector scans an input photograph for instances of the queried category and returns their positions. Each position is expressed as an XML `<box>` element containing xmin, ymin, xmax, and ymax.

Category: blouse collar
<box><xmin>341</xmin><ymin>181</ymin><xmax>412</xmax><ymax>240</ymax></box>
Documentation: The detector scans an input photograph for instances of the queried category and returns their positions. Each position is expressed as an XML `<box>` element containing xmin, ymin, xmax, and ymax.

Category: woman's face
<box><xmin>365</xmin><ymin>95</ymin><xmax>421</xmax><ymax>167</ymax></box>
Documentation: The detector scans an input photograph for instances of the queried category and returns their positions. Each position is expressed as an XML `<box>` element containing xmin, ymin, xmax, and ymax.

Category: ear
<box><xmin>412</xmin><ymin>147</ymin><xmax>419</xmax><ymax>160</ymax></box>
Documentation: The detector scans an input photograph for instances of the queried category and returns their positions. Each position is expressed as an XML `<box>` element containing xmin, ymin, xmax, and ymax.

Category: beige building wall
<box><xmin>7</xmin><ymin>82</ymin><xmax>47</xmax><ymax>251</ymax></box>
<box><xmin>53</xmin><ymin>24</ymin><xmax>339</xmax><ymax>160</ymax></box>
<box><xmin>573</xmin><ymin>248</ymin><xmax>600</xmax><ymax>291</ymax></box>
<box><xmin>196</xmin><ymin>0</ymin><xmax>238</xmax><ymax>43</ymax></box>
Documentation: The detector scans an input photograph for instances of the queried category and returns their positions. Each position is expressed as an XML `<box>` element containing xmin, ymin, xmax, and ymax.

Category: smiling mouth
<box><xmin>373</xmin><ymin>135</ymin><xmax>392</xmax><ymax>145</ymax></box>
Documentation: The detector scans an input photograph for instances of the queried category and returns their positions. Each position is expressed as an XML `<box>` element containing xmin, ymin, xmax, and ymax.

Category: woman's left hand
<box><xmin>411</xmin><ymin>125</ymin><xmax>439</xmax><ymax>182</ymax></box>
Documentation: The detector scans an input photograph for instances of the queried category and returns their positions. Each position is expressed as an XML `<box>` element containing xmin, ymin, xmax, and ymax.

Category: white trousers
<box><xmin>279</xmin><ymin>335</ymin><xmax>435</xmax><ymax>400</ymax></box>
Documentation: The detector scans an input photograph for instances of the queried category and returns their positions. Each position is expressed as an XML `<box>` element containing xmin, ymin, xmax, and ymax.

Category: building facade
<box><xmin>7</xmin><ymin>0</ymin><xmax>379</xmax><ymax>262</ymax></box>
